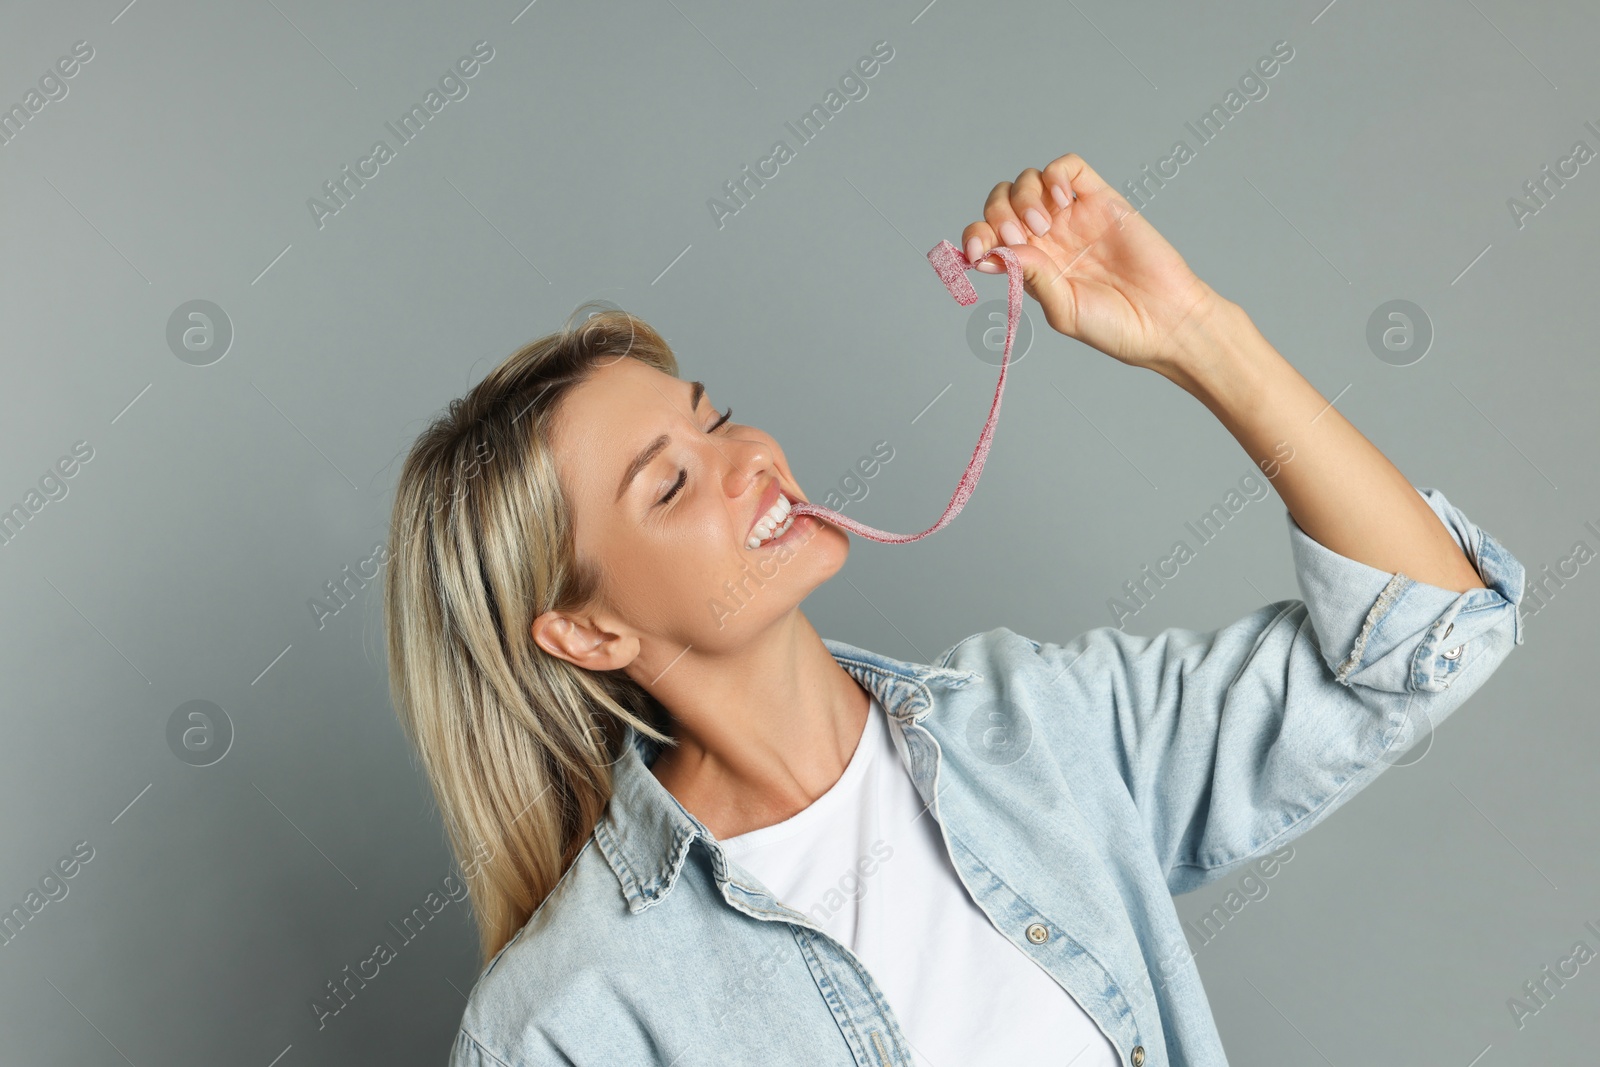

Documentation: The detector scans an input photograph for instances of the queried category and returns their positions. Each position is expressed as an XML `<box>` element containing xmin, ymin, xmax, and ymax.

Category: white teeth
<box><xmin>752</xmin><ymin>515</ymin><xmax>795</xmax><ymax>548</ymax></box>
<box><xmin>746</xmin><ymin>493</ymin><xmax>794</xmax><ymax>548</ymax></box>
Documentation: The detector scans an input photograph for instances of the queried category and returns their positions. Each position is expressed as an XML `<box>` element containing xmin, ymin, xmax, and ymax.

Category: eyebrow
<box><xmin>615</xmin><ymin>380</ymin><xmax>706</xmax><ymax>503</ymax></box>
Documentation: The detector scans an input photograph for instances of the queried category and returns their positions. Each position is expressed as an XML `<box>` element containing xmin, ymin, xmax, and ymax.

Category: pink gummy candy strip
<box><xmin>786</xmin><ymin>240</ymin><xmax>1023</xmax><ymax>544</ymax></box>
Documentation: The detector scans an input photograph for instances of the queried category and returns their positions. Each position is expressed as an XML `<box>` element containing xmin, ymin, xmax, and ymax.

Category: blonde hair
<box><xmin>383</xmin><ymin>303</ymin><xmax>677</xmax><ymax>965</ymax></box>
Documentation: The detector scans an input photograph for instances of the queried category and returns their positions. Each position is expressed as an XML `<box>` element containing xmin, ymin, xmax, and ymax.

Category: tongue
<box><xmin>785</xmin><ymin>241</ymin><xmax>1023</xmax><ymax>545</ymax></box>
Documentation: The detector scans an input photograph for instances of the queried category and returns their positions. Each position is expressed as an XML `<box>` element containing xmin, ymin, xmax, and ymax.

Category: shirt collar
<box><xmin>593</xmin><ymin>635</ymin><xmax>981</xmax><ymax>913</ymax></box>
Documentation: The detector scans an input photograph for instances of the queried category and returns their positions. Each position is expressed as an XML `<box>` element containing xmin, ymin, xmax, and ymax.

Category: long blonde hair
<box><xmin>383</xmin><ymin>303</ymin><xmax>677</xmax><ymax>965</ymax></box>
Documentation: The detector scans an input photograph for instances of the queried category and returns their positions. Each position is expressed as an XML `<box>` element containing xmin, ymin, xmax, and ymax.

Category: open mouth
<box><xmin>746</xmin><ymin>490</ymin><xmax>808</xmax><ymax>549</ymax></box>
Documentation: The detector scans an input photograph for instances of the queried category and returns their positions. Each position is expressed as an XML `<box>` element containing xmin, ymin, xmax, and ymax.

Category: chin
<box><xmin>786</xmin><ymin>513</ymin><xmax>850</xmax><ymax>577</ymax></box>
<box><xmin>815</xmin><ymin>525</ymin><xmax>850</xmax><ymax>575</ymax></box>
<box><xmin>706</xmin><ymin>520</ymin><xmax>849</xmax><ymax>636</ymax></box>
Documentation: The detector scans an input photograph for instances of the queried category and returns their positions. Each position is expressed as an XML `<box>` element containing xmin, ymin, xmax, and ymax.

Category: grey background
<box><xmin>1</xmin><ymin>0</ymin><xmax>1594</xmax><ymax>1064</ymax></box>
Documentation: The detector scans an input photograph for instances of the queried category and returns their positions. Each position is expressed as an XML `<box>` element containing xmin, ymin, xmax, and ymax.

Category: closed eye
<box><xmin>658</xmin><ymin>406</ymin><xmax>733</xmax><ymax>506</ymax></box>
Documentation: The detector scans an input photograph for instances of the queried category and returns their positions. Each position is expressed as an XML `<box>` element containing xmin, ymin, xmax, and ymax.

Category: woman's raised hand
<box><xmin>961</xmin><ymin>153</ymin><xmax>1229</xmax><ymax>373</ymax></box>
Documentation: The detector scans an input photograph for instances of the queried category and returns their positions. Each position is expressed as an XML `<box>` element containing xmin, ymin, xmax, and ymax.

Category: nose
<box><xmin>721</xmin><ymin>434</ymin><xmax>774</xmax><ymax>498</ymax></box>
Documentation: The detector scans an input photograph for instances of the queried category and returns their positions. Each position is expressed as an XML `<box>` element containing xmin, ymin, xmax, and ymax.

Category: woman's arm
<box><xmin>1156</xmin><ymin>298</ymin><xmax>1486</xmax><ymax>593</ymax></box>
<box><xmin>961</xmin><ymin>151</ymin><xmax>1485</xmax><ymax>594</ymax></box>
<box><xmin>957</xmin><ymin>153</ymin><xmax>1526</xmax><ymax>895</ymax></box>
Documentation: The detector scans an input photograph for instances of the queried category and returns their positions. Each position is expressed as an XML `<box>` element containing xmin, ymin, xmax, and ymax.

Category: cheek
<box><xmin>612</xmin><ymin>514</ymin><xmax>737</xmax><ymax>609</ymax></box>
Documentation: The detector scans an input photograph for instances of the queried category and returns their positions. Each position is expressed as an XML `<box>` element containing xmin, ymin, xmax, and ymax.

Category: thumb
<box><xmin>976</xmin><ymin>239</ymin><xmax>1053</xmax><ymax>288</ymax></box>
<box><xmin>977</xmin><ymin>240</ymin><xmax>1062</xmax><ymax>314</ymax></box>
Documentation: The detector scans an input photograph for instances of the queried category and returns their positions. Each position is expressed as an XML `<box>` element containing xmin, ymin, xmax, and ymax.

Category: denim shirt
<box><xmin>450</xmin><ymin>485</ymin><xmax>1525</xmax><ymax>1067</ymax></box>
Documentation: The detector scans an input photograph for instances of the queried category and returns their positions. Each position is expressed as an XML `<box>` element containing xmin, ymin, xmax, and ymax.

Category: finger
<box><xmin>1033</xmin><ymin>153</ymin><xmax>1149</xmax><ymax>291</ymax></box>
<box><xmin>959</xmin><ymin>220</ymin><xmax>1000</xmax><ymax>271</ymax></box>
<box><xmin>982</xmin><ymin>181</ymin><xmax>1032</xmax><ymax>256</ymax></box>
<box><xmin>1008</xmin><ymin>167</ymin><xmax>1056</xmax><ymax>240</ymax></box>
<box><xmin>1040</xmin><ymin>152</ymin><xmax>1107</xmax><ymax>206</ymax></box>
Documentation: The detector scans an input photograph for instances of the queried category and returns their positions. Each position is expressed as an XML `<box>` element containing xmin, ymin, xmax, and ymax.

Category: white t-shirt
<box><xmin>719</xmin><ymin>696</ymin><xmax>1121</xmax><ymax>1067</ymax></box>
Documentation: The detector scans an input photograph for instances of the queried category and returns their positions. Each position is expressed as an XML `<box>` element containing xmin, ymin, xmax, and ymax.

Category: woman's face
<box><xmin>537</xmin><ymin>357</ymin><xmax>849</xmax><ymax>670</ymax></box>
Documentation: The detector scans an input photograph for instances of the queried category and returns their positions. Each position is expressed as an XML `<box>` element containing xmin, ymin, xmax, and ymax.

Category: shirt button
<box><xmin>1131</xmin><ymin>1046</ymin><xmax>1146</xmax><ymax>1066</ymax></box>
<box><xmin>1440</xmin><ymin>622</ymin><xmax>1461</xmax><ymax>660</ymax></box>
<box><xmin>1025</xmin><ymin>923</ymin><xmax>1049</xmax><ymax>944</ymax></box>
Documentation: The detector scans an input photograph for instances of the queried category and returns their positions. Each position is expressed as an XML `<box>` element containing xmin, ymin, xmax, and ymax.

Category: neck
<box><xmin>642</xmin><ymin>611</ymin><xmax>874</xmax><ymax>840</ymax></box>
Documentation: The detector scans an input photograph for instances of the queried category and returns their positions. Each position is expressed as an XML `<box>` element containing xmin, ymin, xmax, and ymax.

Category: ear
<box><xmin>531</xmin><ymin>611</ymin><xmax>638</xmax><ymax>672</ymax></box>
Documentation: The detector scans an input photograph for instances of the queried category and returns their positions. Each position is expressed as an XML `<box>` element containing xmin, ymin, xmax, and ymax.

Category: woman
<box><xmin>384</xmin><ymin>154</ymin><xmax>1525</xmax><ymax>1066</ymax></box>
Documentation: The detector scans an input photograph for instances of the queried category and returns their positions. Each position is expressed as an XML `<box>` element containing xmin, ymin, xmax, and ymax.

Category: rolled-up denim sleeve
<box><xmin>1289</xmin><ymin>486</ymin><xmax>1524</xmax><ymax>693</ymax></box>
<box><xmin>1037</xmin><ymin>485</ymin><xmax>1525</xmax><ymax>896</ymax></box>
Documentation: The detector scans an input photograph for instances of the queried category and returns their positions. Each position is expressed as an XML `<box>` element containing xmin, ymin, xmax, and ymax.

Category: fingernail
<box><xmin>1000</xmin><ymin>220</ymin><xmax>1027</xmax><ymax>247</ymax></box>
<box><xmin>975</xmin><ymin>260</ymin><xmax>1001</xmax><ymax>273</ymax></box>
<box><xmin>1024</xmin><ymin>207</ymin><xmax>1051</xmax><ymax>236</ymax></box>
<box><xmin>1051</xmin><ymin>184</ymin><xmax>1072</xmax><ymax>209</ymax></box>
<box><xmin>965</xmin><ymin>236</ymin><xmax>984</xmax><ymax>264</ymax></box>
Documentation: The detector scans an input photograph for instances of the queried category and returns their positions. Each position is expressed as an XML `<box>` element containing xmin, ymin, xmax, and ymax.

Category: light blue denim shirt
<box><xmin>450</xmin><ymin>485</ymin><xmax>1525</xmax><ymax>1066</ymax></box>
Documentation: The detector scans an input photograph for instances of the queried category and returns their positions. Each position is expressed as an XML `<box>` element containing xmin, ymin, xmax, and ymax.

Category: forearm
<box><xmin>1154</xmin><ymin>298</ymin><xmax>1485</xmax><ymax>594</ymax></box>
